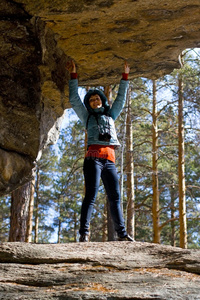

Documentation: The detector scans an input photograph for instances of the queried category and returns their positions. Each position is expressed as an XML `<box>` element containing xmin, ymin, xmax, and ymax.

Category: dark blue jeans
<box><xmin>80</xmin><ymin>157</ymin><xmax>127</xmax><ymax>238</ymax></box>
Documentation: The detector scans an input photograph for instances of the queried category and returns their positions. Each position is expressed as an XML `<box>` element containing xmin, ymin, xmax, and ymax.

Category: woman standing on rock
<box><xmin>66</xmin><ymin>60</ymin><xmax>134</xmax><ymax>242</ymax></box>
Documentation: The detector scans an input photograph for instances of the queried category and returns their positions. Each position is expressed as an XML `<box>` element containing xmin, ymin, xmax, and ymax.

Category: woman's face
<box><xmin>89</xmin><ymin>94</ymin><xmax>102</xmax><ymax>109</ymax></box>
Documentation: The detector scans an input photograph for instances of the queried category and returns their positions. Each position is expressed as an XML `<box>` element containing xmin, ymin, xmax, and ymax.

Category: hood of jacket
<box><xmin>84</xmin><ymin>89</ymin><xmax>110</xmax><ymax>114</ymax></box>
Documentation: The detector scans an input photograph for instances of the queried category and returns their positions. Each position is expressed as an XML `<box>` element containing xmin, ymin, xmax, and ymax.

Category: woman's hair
<box><xmin>84</xmin><ymin>89</ymin><xmax>110</xmax><ymax>113</ymax></box>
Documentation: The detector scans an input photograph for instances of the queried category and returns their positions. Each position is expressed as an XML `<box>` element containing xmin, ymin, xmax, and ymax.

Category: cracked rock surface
<box><xmin>0</xmin><ymin>241</ymin><xmax>200</xmax><ymax>299</ymax></box>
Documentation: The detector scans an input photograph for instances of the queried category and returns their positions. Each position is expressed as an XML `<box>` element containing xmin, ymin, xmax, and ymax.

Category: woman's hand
<box><xmin>66</xmin><ymin>60</ymin><xmax>76</xmax><ymax>73</ymax></box>
<box><xmin>124</xmin><ymin>61</ymin><xmax>130</xmax><ymax>74</ymax></box>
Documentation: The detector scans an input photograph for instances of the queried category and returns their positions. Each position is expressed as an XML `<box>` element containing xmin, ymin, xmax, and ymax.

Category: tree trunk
<box><xmin>34</xmin><ymin>166</ymin><xmax>39</xmax><ymax>243</ymax></box>
<box><xmin>120</xmin><ymin>93</ymin><xmax>128</xmax><ymax>211</ymax></box>
<box><xmin>102</xmin><ymin>200</ymin><xmax>107</xmax><ymax>242</ymax></box>
<box><xmin>25</xmin><ymin>173</ymin><xmax>36</xmax><ymax>243</ymax></box>
<box><xmin>178</xmin><ymin>72</ymin><xmax>187</xmax><ymax>249</ymax></box>
<box><xmin>9</xmin><ymin>182</ymin><xmax>31</xmax><ymax>242</ymax></box>
<box><xmin>74</xmin><ymin>212</ymin><xmax>77</xmax><ymax>242</ymax></box>
<box><xmin>125</xmin><ymin>86</ymin><xmax>135</xmax><ymax>238</ymax></box>
<box><xmin>104</xmin><ymin>85</ymin><xmax>116</xmax><ymax>241</ymax></box>
<box><xmin>107</xmin><ymin>201</ymin><xmax>116</xmax><ymax>241</ymax></box>
<box><xmin>152</xmin><ymin>80</ymin><xmax>160</xmax><ymax>244</ymax></box>
<box><xmin>170</xmin><ymin>185</ymin><xmax>176</xmax><ymax>247</ymax></box>
<box><xmin>57</xmin><ymin>218</ymin><xmax>61</xmax><ymax>243</ymax></box>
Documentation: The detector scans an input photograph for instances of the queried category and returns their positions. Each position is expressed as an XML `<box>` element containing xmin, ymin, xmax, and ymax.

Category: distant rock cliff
<box><xmin>1</xmin><ymin>0</ymin><xmax>200</xmax><ymax>195</ymax></box>
<box><xmin>0</xmin><ymin>241</ymin><xmax>200</xmax><ymax>299</ymax></box>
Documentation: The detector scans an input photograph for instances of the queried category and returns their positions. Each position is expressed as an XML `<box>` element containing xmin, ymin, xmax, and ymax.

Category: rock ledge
<box><xmin>0</xmin><ymin>241</ymin><xmax>200</xmax><ymax>299</ymax></box>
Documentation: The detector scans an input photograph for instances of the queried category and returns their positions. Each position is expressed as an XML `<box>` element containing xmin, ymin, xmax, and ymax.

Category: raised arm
<box><xmin>66</xmin><ymin>60</ymin><xmax>76</xmax><ymax>73</ymax></box>
<box><xmin>109</xmin><ymin>61</ymin><xmax>130</xmax><ymax>120</ymax></box>
<box><xmin>66</xmin><ymin>60</ymin><xmax>88</xmax><ymax>125</ymax></box>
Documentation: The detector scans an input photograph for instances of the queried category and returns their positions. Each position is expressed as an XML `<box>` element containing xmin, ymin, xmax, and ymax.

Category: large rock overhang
<box><xmin>0</xmin><ymin>0</ymin><xmax>200</xmax><ymax>195</ymax></box>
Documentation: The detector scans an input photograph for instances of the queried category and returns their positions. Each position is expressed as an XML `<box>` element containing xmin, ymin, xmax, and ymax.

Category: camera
<box><xmin>99</xmin><ymin>132</ymin><xmax>111</xmax><ymax>142</ymax></box>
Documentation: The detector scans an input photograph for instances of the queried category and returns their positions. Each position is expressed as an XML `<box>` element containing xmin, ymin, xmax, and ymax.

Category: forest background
<box><xmin>0</xmin><ymin>49</ymin><xmax>200</xmax><ymax>248</ymax></box>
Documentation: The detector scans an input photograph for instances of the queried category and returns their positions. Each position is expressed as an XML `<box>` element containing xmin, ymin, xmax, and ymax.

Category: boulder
<box><xmin>0</xmin><ymin>241</ymin><xmax>200</xmax><ymax>299</ymax></box>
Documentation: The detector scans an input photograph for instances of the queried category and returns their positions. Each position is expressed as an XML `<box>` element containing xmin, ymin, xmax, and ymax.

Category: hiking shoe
<box><xmin>118</xmin><ymin>234</ymin><xmax>134</xmax><ymax>242</ymax></box>
<box><xmin>79</xmin><ymin>234</ymin><xmax>89</xmax><ymax>242</ymax></box>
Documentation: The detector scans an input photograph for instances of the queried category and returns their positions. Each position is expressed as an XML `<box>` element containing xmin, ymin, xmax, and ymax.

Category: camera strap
<box><xmin>86</xmin><ymin>112</ymin><xmax>101</xmax><ymax>131</ymax></box>
<box><xmin>86</xmin><ymin>112</ymin><xmax>110</xmax><ymax>134</ymax></box>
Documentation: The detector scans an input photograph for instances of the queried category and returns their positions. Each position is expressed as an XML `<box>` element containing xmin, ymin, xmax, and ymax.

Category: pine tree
<box><xmin>125</xmin><ymin>85</ymin><xmax>135</xmax><ymax>238</ymax></box>
<box><xmin>33</xmin><ymin>146</ymin><xmax>57</xmax><ymax>243</ymax></box>
<box><xmin>9</xmin><ymin>180</ymin><xmax>33</xmax><ymax>242</ymax></box>
<box><xmin>52</xmin><ymin>120</ymin><xmax>85</xmax><ymax>242</ymax></box>
<box><xmin>178</xmin><ymin>67</ymin><xmax>187</xmax><ymax>249</ymax></box>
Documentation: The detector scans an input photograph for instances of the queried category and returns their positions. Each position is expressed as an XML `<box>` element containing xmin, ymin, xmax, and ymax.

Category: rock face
<box><xmin>1</xmin><ymin>0</ymin><xmax>200</xmax><ymax>194</ymax></box>
<box><xmin>0</xmin><ymin>241</ymin><xmax>200</xmax><ymax>299</ymax></box>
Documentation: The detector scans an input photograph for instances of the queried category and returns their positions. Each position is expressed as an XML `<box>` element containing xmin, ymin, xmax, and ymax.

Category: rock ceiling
<box><xmin>13</xmin><ymin>0</ymin><xmax>200</xmax><ymax>85</ymax></box>
<box><xmin>0</xmin><ymin>0</ymin><xmax>200</xmax><ymax>194</ymax></box>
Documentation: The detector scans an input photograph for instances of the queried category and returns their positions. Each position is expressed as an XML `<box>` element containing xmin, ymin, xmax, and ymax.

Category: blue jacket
<box><xmin>69</xmin><ymin>79</ymin><xmax>129</xmax><ymax>147</ymax></box>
